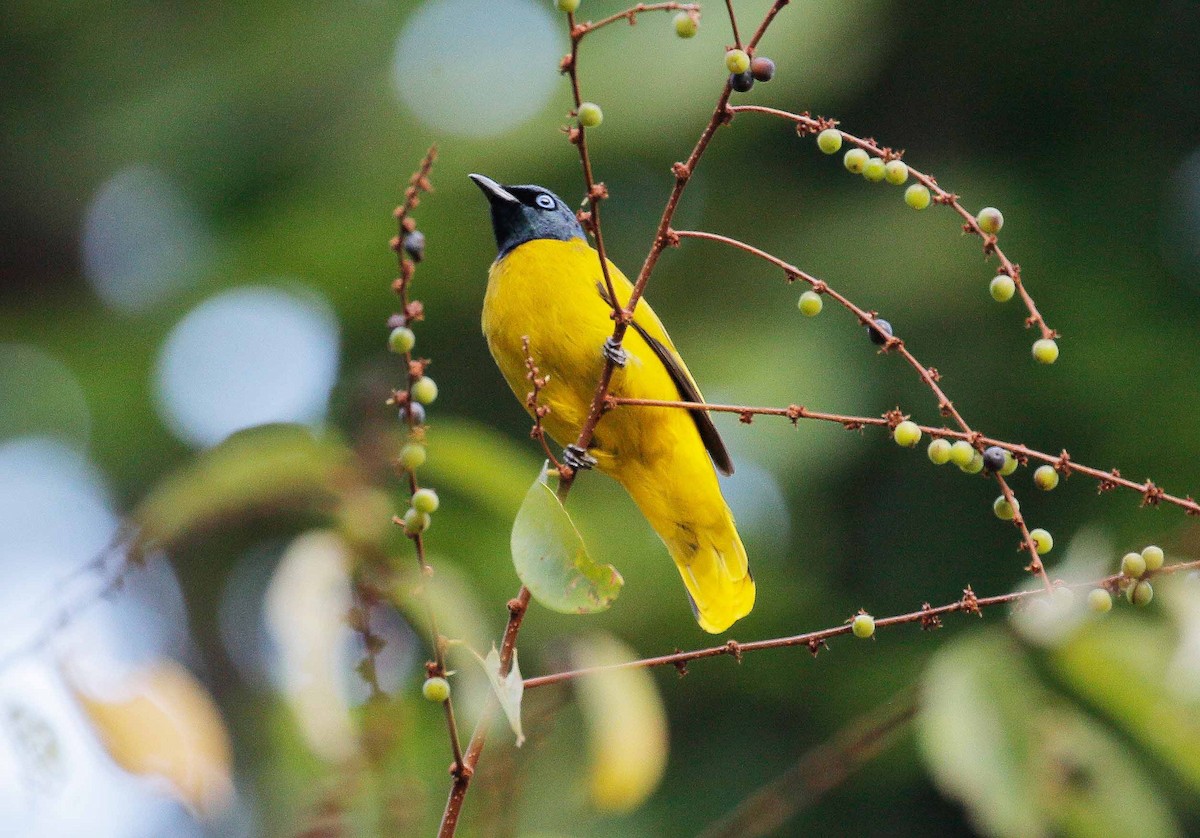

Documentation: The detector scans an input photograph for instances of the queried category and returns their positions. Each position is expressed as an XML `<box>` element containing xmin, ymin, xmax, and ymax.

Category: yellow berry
<box><xmin>1142</xmin><ymin>545</ymin><xmax>1164</xmax><ymax>572</ymax></box>
<box><xmin>893</xmin><ymin>420</ymin><xmax>922</xmax><ymax>448</ymax></box>
<box><xmin>851</xmin><ymin>613</ymin><xmax>875</xmax><ymax>639</ymax></box>
<box><xmin>1033</xmin><ymin>465</ymin><xmax>1059</xmax><ymax>491</ymax></box>
<box><xmin>725</xmin><ymin>49</ymin><xmax>750</xmax><ymax>74</ymax></box>
<box><xmin>1032</xmin><ymin>338</ymin><xmax>1059</xmax><ymax>365</ymax></box>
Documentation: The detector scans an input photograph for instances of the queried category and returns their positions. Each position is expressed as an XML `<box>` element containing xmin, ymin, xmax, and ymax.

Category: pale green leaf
<box><xmin>510</xmin><ymin>466</ymin><xmax>622</xmax><ymax>615</ymax></box>
<box><xmin>474</xmin><ymin>645</ymin><xmax>525</xmax><ymax>747</ymax></box>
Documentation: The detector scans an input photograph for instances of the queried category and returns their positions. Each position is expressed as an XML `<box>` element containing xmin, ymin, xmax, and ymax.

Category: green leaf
<box><xmin>569</xmin><ymin>633</ymin><xmax>668</xmax><ymax>812</ymax></box>
<box><xmin>919</xmin><ymin>632</ymin><xmax>1180</xmax><ymax>838</ymax></box>
<box><xmin>510</xmin><ymin>465</ymin><xmax>622</xmax><ymax>615</ymax></box>
<box><xmin>473</xmin><ymin>646</ymin><xmax>525</xmax><ymax>747</ymax></box>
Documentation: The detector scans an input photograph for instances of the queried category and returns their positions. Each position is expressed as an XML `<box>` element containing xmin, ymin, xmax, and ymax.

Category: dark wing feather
<box><xmin>598</xmin><ymin>283</ymin><xmax>734</xmax><ymax>476</ymax></box>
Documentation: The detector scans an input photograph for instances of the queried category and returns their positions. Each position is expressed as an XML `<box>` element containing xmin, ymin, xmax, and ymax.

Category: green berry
<box><xmin>1030</xmin><ymin>528</ymin><xmax>1053</xmax><ymax>554</ymax></box>
<box><xmin>422</xmin><ymin>676</ymin><xmax>450</xmax><ymax>702</ymax></box>
<box><xmin>399</xmin><ymin>442</ymin><xmax>427</xmax><ymax>470</ymax></box>
<box><xmin>1088</xmin><ymin>588</ymin><xmax>1113</xmax><ymax>613</ymax></box>
<box><xmin>725</xmin><ymin>49</ymin><xmax>750</xmax><ymax>74</ymax></box>
<box><xmin>993</xmin><ymin>496</ymin><xmax>1018</xmax><ymax>520</ymax></box>
<box><xmin>817</xmin><ymin>129</ymin><xmax>842</xmax><ymax>154</ymax></box>
<box><xmin>982</xmin><ymin>446</ymin><xmax>1006</xmax><ymax>472</ymax></box>
<box><xmin>851</xmin><ymin>613</ymin><xmax>875</xmax><ymax>639</ymax></box>
<box><xmin>999</xmin><ymin>452</ymin><xmax>1019</xmax><ymax>477</ymax></box>
<box><xmin>989</xmin><ymin>274</ymin><xmax>1016</xmax><ymax>302</ymax></box>
<box><xmin>1033</xmin><ymin>465</ymin><xmax>1059</xmax><ymax>491</ymax></box>
<box><xmin>673</xmin><ymin>11</ymin><xmax>698</xmax><ymax>37</ymax></box>
<box><xmin>1121</xmin><ymin>551</ymin><xmax>1146</xmax><ymax>578</ymax></box>
<box><xmin>412</xmin><ymin>488</ymin><xmax>440</xmax><ymax>514</ymax></box>
<box><xmin>403</xmin><ymin>507</ymin><xmax>431</xmax><ymax>535</ymax></box>
<box><xmin>1142</xmin><ymin>545</ymin><xmax>1165</xmax><ymax>572</ymax></box>
<box><xmin>862</xmin><ymin>157</ymin><xmax>886</xmax><ymax>182</ymax></box>
<box><xmin>976</xmin><ymin>207</ymin><xmax>1004</xmax><ymax>235</ymax></box>
<box><xmin>960</xmin><ymin>452</ymin><xmax>985</xmax><ymax>475</ymax></box>
<box><xmin>1032</xmin><ymin>338</ymin><xmax>1059</xmax><ymax>365</ymax></box>
<box><xmin>884</xmin><ymin>160</ymin><xmax>909</xmax><ymax>185</ymax></box>
<box><xmin>843</xmin><ymin>148</ymin><xmax>868</xmax><ymax>174</ymax></box>
<box><xmin>412</xmin><ymin>377</ymin><xmax>438</xmax><ymax>405</ymax></box>
<box><xmin>1128</xmin><ymin>580</ymin><xmax>1154</xmax><ymax>606</ymax></box>
<box><xmin>389</xmin><ymin>326</ymin><xmax>416</xmax><ymax>355</ymax></box>
<box><xmin>750</xmin><ymin>56</ymin><xmax>776</xmax><ymax>82</ymax></box>
<box><xmin>577</xmin><ymin>102</ymin><xmax>603</xmax><ymax>128</ymax></box>
<box><xmin>905</xmin><ymin>184</ymin><xmax>931</xmax><ymax>210</ymax></box>
<box><xmin>927</xmin><ymin>438</ymin><xmax>952</xmax><ymax>465</ymax></box>
<box><xmin>893</xmin><ymin>420</ymin><xmax>922</xmax><ymax>448</ymax></box>
<box><xmin>729</xmin><ymin>70</ymin><xmax>754</xmax><ymax>92</ymax></box>
<box><xmin>949</xmin><ymin>440</ymin><xmax>976</xmax><ymax>468</ymax></box>
<box><xmin>798</xmin><ymin>290</ymin><xmax>822</xmax><ymax>316</ymax></box>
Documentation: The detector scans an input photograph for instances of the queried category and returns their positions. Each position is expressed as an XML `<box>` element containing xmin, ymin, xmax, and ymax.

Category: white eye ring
<box><xmin>535</xmin><ymin>194</ymin><xmax>555</xmax><ymax>209</ymax></box>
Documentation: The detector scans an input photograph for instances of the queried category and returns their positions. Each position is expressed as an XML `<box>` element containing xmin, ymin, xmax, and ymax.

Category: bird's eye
<box><xmin>534</xmin><ymin>194</ymin><xmax>556</xmax><ymax>210</ymax></box>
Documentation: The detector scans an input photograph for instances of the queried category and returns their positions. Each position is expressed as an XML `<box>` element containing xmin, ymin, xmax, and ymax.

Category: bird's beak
<box><xmin>469</xmin><ymin>173</ymin><xmax>519</xmax><ymax>206</ymax></box>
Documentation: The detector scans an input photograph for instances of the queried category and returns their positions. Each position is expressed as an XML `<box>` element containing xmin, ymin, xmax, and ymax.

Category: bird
<box><xmin>470</xmin><ymin>173</ymin><xmax>754</xmax><ymax>633</ymax></box>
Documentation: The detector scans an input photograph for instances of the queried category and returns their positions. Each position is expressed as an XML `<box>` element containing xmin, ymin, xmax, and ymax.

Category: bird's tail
<box><xmin>621</xmin><ymin>472</ymin><xmax>755</xmax><ymax>633</ymax></box>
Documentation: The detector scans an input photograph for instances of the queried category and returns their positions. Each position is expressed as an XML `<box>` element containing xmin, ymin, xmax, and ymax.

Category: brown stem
<box><xmin>724</xmin><ymin>0</ymin><xmax>742</xmax><ymax>48</ymax></box>
<box><xmin>573</xmin><ymin>2</ymin><xmax>700</xmax><ymax>37</ymax></box>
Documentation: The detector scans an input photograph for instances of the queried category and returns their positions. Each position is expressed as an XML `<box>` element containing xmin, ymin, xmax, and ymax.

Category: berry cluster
<box><xmin>726</xmin><ymin>49</ymin><xmax>776</xmax><ymax>94</ymax></box>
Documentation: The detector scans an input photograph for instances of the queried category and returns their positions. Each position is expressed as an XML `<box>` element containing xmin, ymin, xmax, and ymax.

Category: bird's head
<box><xmin>469</xmin><ymin>174</ymin><xmax>585</xmax><ymax>257</ymax></box>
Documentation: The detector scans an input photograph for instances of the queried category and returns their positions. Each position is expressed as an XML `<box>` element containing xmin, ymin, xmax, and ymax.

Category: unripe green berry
<box><xmin>816</xmin><ymin>129</ymin><xmax>842</xmax><ymax>154</ymax></box>
<box><xmin>999</xmin><ymin>452</ymin><xmax>1019</xmax><ymax>477</ymax></box>
<box><xmin>927</xmin><ymin>438</ymin><xmax>952</xmax><ymax>465</ymax></box>
<box><xmin>843</xmin><ymin>148</ymin><xmax>868</xmax><ymax>174</ymax></box>
<box><xmin>1033</xmin><ymin>464</ymin><xmax>1059</xmax><ymax>491</ymax></box>
<box><xmin>905</xmin><ymin>184</ymin><xmax>931</xmax><ymax>210</ymax></box>
<box><xmin>1142</xmin><ymin>545</ymin><xmax>1165</xmax><ymax>572</ymax></box>
<box><xmin>725</xmin><ymin>49</ymin><xmax>750</xmax><ymax>74</ymax></box>
<box><xmin>412</xmin><ymin>488</ymin><xmax>440</xmax><ymax>514</ymax></box>
<box><xmin>893</xmin><ymin>420</ymin><xmax>922</xmax><ymax>448</ymax></box>
<box><xmin>1128</xmin><ymin>580</ymin><xmax>1154</xmax><ymax>607</ymax></box>
<box><xmin>412</xmin><ymin>376</ymin><xmax>438</xmax><ymax>405</ymax></box>
<box><xmin>960</xmin><ymin>451</ymin><xmax>985</xmax><ymax>475</ymax></box>
<box><xmin>993</xmin><ymin>496</ymin><xmax>1018</xmax><ymax>520</ymax></box>
<box><xmin>673</xmin><ymin>11</ymin><xmax>698</xmax><ymax>37</ymax></box>
<box><xmin>798</xmin><ymin>290</ymin><xmax>822</xmax><ymax>316</ymax></box>
<box><xmin>403</xmin><ymin>507</ymin><xmax>431</xmax><ymax>535</ymax></box>
<box><xmin>1030</xmin><ymin>528</ymin><xmax>1053</xmax><ymax>554</ymax></box>
<box><xmin>577</xmin><ymin>102</ymin><xmax>603</xmax><ymax>128</ymax></box>
<box><xmin>982</xmin><ymin>446</ymin><xmax>1006</xmax><ymax>472</ymax></box>
<box><xmin>884</xmin><ymin>160</ymin><xmax>909</xmax><ymax>185</ymax></box>
<box><xmin>862</xmin><ymin>157</ymin><xmax>887</xmax><ymax>182</ymax></box>
<box><xmin>389</xmin><ymin>326</ymin><xmax>416</xmax><ymax>354</ymax></box>
<box><xmin>990</xmin><ymin>274</ymin><xmax>1016</xmax><ymax>302</ymax></box>
<box><xmin>976</xmin><ymin>207</ymin><xmax>1004</xmax><ymax>235</ymax></box>
<box><xmin>851</xmin><ymin>613</ymin><xmax>875</xmax><ymax>639</ymax></box>
<box><xmin>422</xmin><ymin>676</ymin><xmax>450</xmax><ymax>702</ymax></box>
<box><xmin>1121</xmin><ymin>551</ymin><xmax>1146</xmax><ymax>578</ymax></box>
<box><xmin>399</xmin><ymin>442</ymin><xmax>427</xmax><ymax>470</ymax></box>
<box><xmin>1032</xmin><ymin>338</ymin><xmax>1059</xmax><ymax>365</ymax></box>
<box><xmin>1088</xmin><ymin>588</ymin><xmax>1113</xmax><ymax>613</ymax></box>
<box><xmin>949</xmin><ymin>440</ymin><xmax>976</xmax><ymax>468</ymax></box>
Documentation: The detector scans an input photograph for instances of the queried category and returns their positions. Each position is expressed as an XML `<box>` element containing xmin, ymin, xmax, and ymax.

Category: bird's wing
<box><xmin>598</xmin><ymin>282</ymin><xmax>734</xmax><ymax>476</ymax></box>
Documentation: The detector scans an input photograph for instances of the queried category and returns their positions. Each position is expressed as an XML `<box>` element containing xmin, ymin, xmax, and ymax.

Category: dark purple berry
<box><xmin>399</xmin><ymin>402</ymin><xmax>427</xmax><ymax>425</ymax></box>
<box><xmin>404</xmin><ymin>230</ymin><xmax>426</xmax><ymax>262</ymax></box>
<box><xmin>729</xmin><ymin>71</ymin><xmax>754</xmax><ymax>93</ymax></box>
<box><xmin>982</xmin><ymin>446</ymin><xmax>1006</xmax><ymax>472</ymax></box>
<box><xmin>750</xmin><ymin>56</ymin><xmax>776</xmax><ymax>82</ymax></box>
<box><xmin>868</xmin><ymin>319</ymin><xmax>893</xmax><ymax>345</ymax></box>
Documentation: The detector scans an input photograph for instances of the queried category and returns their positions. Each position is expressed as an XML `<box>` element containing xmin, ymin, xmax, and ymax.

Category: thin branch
<box><xmin>607</xmin><ymin>397</ymin><xmax>1200</xmax><ymax>516</ymax></box>
<box><xmin>522</xmin><ymin>337</ymin><xmax>564</xmax><ymax>472</ymax></box>
<box><xmin>697</xmin><ymin>691</ymin><xmax>918</xmax><ymax>838</ymax></box>
<box><xmin>671</xmin><ymin>227</ymin><xmax>1053</xmax><ymax>588</ymax></box>
<box><xmin>727</xmin><ymin>104</ymin><xmax>1055</xmax><ymax>340</ymax></box>
<box><xmin>724</xmin><ymin>0</ymin><xmax>742</xmax><ymax>49</ymax></box>
<box><xmin>523</xmin><ymin>560</ymin><xmax>1200</xmax><ymax>690</ymax></box>
<box><xmin>572</xmin><ymin>2</ymin><xmax>700</xmax><ymax>38</ymax></box>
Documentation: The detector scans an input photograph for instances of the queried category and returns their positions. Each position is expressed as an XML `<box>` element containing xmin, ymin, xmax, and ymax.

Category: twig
<box><xmin>522</xmin><ymin>560</ymin><xmax>1200</xmax><ymax>690</ymax></box>
<box><xmin>697</xmin><ymin>691</ymin><xmax>918</xmax><ymax>838</ymax></box>
<box><xmin>572</xmin><ymin>2</ymin><xmax>700</xmax><ymax>38</ymax></box>
<box><xmin>670</xmin><ymin>228</ymin><xmax>1054</xmax><ymax>587</ymax></box>
<box><xmin>522</xmin><ymin>337</ymin><xmax>564</xmax><ymax>473</ymax></box>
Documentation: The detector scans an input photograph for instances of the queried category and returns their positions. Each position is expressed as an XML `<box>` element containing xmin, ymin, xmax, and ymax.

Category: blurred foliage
<box><xmin>4</xmin><ymin>0</ymin><xmax>1200</xmax><ymax>835</ymax></box>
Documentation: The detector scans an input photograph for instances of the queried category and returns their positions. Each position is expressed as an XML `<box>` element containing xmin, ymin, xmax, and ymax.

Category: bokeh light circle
<box><xmin>392</xmin><ymin>0</ymin><xmax>559</xmax><ymax>137</ymax></box>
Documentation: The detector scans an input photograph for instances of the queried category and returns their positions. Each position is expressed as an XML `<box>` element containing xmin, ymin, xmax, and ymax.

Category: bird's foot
<box><xmin>563</xmin><ymin>444</ymin><xmax>597</xmax><ymax>471</ymax></box>
<box><xmin>602</xmin><ymin>337</ymin><xmax>629</xmax><ymax>368</ymax></box>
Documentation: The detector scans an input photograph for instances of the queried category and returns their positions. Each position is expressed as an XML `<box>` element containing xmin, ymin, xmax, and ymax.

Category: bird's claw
<box><xmin>563</xmin><ymin>444</ymin><xmax>597</xmax><ymax>471</ymax></box>
<box><xmin>602</xmin><ymin>337</ymin><xmax>629</xmax><ymax>368</ymax></box>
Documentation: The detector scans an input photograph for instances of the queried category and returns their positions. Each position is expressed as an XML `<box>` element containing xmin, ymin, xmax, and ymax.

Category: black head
<box><xmin>469</xmin><ymin>174</ymin><xmax>585</xmax><ymax>257</ymax></box>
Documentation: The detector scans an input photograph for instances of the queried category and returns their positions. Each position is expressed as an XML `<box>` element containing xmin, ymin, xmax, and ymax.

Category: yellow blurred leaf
<box><xmin>68</xmin><ymin>659</ymin><xmax>233</xmax><ymax>818</ymax></box>
<box><xmin>570</xmin><ymin>633</ymin><xmax>668</xmax><ymax>812</ymax></box>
